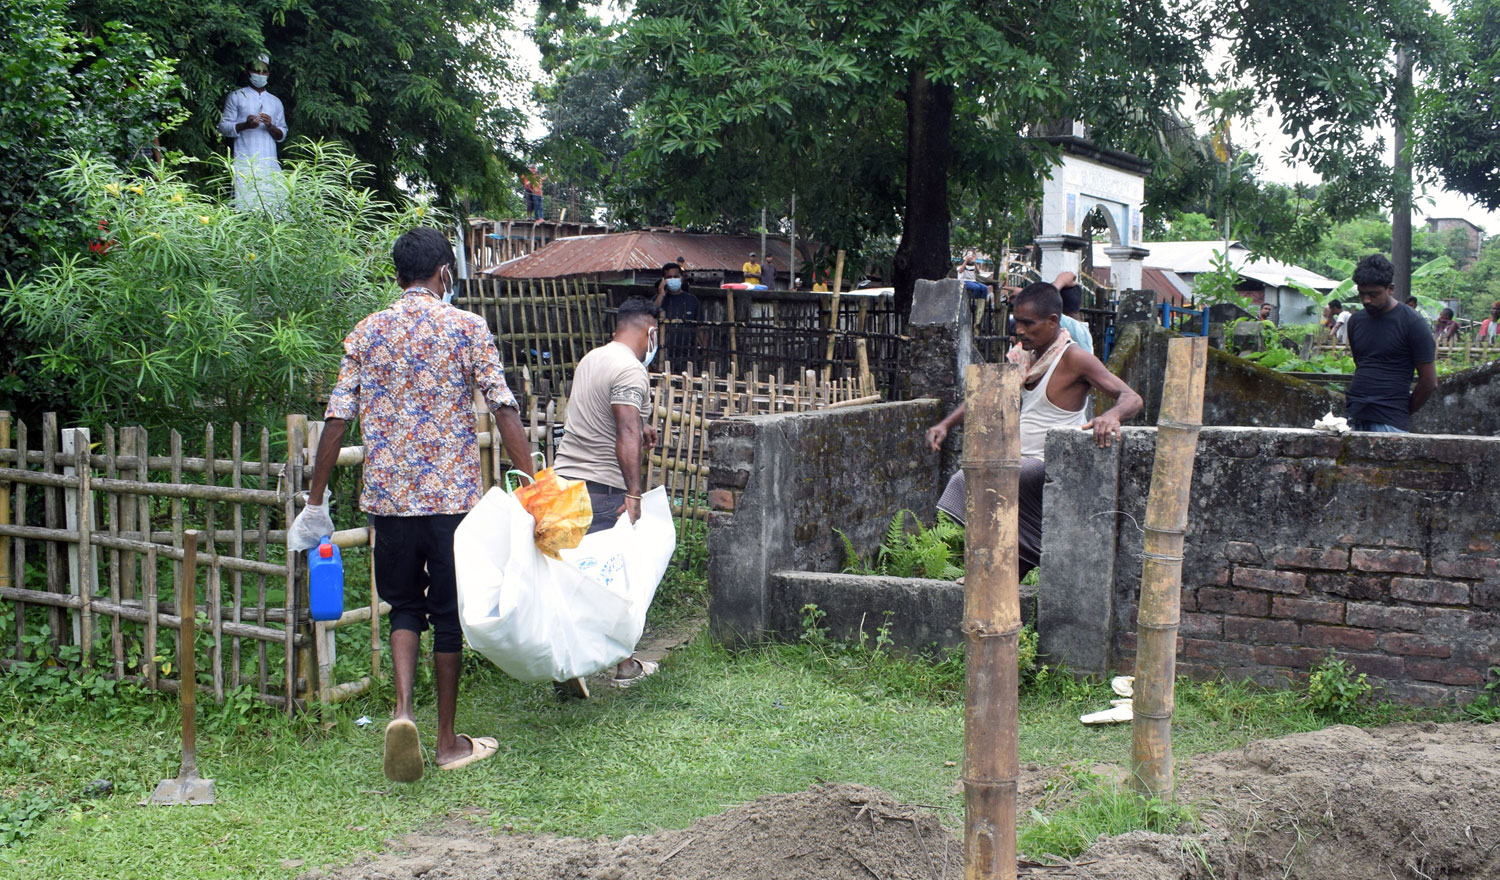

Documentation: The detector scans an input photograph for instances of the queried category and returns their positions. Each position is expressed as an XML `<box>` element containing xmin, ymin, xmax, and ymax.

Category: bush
<box><xmin>1</xmin><ymin>143</ymin><xmax>428</xmax><ymax>431</ymax></box>
<box><xmin>1305</xmin><ymin>653</ymin><xmax>1371</xmax><ymax>718</ymax></box>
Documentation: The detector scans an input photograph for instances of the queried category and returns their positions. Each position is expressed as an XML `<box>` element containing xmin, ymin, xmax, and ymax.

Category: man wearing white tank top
<box><xmin>927</xmin><ymin>282</ymin><xmax>1142</xmax><ymax>577</ymax></box>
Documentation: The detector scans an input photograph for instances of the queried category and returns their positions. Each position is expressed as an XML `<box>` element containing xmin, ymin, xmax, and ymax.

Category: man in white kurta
<box><xmin>218</xmin><ymin>55</ymin><xmax>288</xmax><ymax>211</ymax></box>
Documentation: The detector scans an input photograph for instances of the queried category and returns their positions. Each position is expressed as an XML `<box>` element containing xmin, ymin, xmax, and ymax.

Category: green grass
<box><xmin>1019</xmin><ymin>768</ymin><xmax>1197</xmax><ymax>861</ymax></box>
<box><xmin>1</xmin><ymin>628</ymin><xmax>1449</xmax><ymax>880</ymax></box>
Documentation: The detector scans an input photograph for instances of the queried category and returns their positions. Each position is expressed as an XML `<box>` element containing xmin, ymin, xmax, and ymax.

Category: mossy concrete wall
<box><xmin>1415</xmin><ymin>358</ymin><xmax>1500</xmax><ymax>436</ymax></box>
<box><xmin>705</xmin><ymin>399</ymin><xmax>942</xmax><ymax>643</ymax></box>
<box><xmin>1041</xmin><ymin>426</ymin><xmax>1500</xmax><ymax>704</ymax></box>
<box><xmin>1106</xmin><ymin>323</ymin><xmax>1342</xmax><ymax>428</ymax></box>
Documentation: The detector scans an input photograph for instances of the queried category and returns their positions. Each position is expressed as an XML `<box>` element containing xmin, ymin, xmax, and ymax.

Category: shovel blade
<box><xmin>149</xmin><ymin>773</ymin><xmax>216</xmax><ymax>806</ymax></box>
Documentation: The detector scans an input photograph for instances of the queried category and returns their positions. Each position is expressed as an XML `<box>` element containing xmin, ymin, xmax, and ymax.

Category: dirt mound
<box><xmin>309</xmin><ymin>783</ymin><xmax>961</xmax><ymax>880</ymax></box>
<box><xmin>1073</xmin><ymin>721</ymin><xmax>1500</xmax><ymax>879</ymax></box>
<box><xmin>310</xmin><ymin>722</ymin><xmax>1500</xmax><ymax>880</ymax></box>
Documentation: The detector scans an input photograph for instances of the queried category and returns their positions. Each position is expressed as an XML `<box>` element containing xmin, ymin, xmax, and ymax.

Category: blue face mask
<box><xmin>665</xmin><ymin>278</ymin><xmax>683</xmax><ymax>293</ymax></box>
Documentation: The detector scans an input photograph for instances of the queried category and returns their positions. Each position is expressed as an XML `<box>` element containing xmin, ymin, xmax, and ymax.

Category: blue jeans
<box><xmin>1350</xmin><ymin>420</ymin><xmax>1406</xmax><ymax>433</ymax></box>
<box><xmin>524</xmin><ymin>192</ymin><xmax>543</xmax><ymax>220</ymax></box>
<box><xmin>962</xmin><ymin>280</ymin><xmax>989</xmax><ymax>298</ymax></box>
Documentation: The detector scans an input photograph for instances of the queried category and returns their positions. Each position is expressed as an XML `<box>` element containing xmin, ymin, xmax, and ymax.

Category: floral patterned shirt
<box><xmin>326</xmin><ymin>288</ymin><xmax>519</xmax><ymax>516</ymax></box>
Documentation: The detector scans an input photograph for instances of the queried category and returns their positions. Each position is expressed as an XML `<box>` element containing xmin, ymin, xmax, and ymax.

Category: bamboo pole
<box><xmin>0</xmin><ymin>412</ymin><xmax>10</xmax><ymax>598</ymax></box>
<box><xmin>1130</xmin><ymin>335</ymin><xmax>1208</xmax><ymax>801</ymax></box>
<box><xmin>961</xmin><ymin>362</ymin><xmax>1022</xmax><ymax>880</ymax></box>
<box><xmin>821</xmin><ymin>249</ymin><xmax>847</xmax><ymax>383</ymax></box>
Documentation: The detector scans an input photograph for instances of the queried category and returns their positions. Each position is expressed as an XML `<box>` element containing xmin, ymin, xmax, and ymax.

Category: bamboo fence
<box><xmin>453</xmin><ymin>276</ymin><xmax>613</xmax><ymax>402</ymax></box>
<box><xmin>462</xmin><ymin>218</ymin><xmax>608</xmax><ymax>270</ymax></box>
<box><xmin>1313</xmin><ymin>337</ymin><xmax>1500</xmax><ymax>362</ymax></box>
<box><xmin>0</xmin><ymin>365</ymin><xmax>877</xmax><ymax>711</ymax></box>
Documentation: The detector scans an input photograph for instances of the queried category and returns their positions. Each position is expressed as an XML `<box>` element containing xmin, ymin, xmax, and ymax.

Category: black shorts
<box><xmin>370</xmin><ymin>513</ymin><xmax>466</xmax><ymax>653</ymax></box>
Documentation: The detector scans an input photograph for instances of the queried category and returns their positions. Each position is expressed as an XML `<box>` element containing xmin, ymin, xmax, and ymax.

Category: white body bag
<box><xmin>454</xmin><ymin>485</ymin><xmax>676</xmax><ymax>682</ymax></box>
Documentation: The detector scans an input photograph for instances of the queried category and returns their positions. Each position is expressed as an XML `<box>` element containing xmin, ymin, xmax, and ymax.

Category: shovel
<box><xmin>150</xmin><ymin>530</ymin><xmax>215</xmax><ymax>806</ymax></box>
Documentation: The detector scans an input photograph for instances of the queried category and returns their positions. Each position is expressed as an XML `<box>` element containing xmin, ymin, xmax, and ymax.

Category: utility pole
<box><xmin>1392</xmin><ymin>46</ymin><xmax>1415</xmax><ymax>302</ymax></box>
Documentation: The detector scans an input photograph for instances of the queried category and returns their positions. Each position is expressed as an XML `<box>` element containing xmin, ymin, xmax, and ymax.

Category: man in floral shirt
<box><xmin>292</xmin><ymin>227</ymin><xmax>534</xmax><ymax>781</ymax></box>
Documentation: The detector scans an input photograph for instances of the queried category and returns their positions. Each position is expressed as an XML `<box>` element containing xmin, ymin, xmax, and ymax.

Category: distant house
<box><xmin>1092</xmin><ymin>241</ymin><xmax>1339</xmax><ymax>323</ymax></box>
<box><xmin>1425</xmin><ymin>217</ymin><xmax>1483</xmax><ymax>268</ymax></box>
<box><xmin>485</xmin><ymin>230</ymin><xmax>808</xmax><ymax>289</ymax></box>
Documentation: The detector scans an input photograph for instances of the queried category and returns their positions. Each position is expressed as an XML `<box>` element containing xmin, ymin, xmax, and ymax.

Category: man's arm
<box><xmin>1411</xmin><ymin>362</ymin><xmax>1438</xmax><ymax>414</ymax></box>
<box><xmin>219</xmin><ymin>93</ymin><xmax>248</xmax><ymax>138</ymax></box>
<box><xmin>926</xmin><ymin>402</ymin><xmax>966</xmax><ymax>451</ymax></box>
<box><xmin>493</xmin><ymin>405</ymin><xmax>535</xmax><ymax>478</ymax></box>
<box><xmin>1072</xmin><ymin>349</ymin><xmax>1143</xmax><ymax>448</ymax></box>
<box><xmin>613</xmin><ymin>403</ymin><xmax>645</xmax><ymax>524</ymax></box>
<box><xmin>1052</xmin><ymin>271</ymin><xmax>1077</xmax><ymax>290</ymax></box>
<box><xmin>306</xmin><ymin>418</ymin><xmax>348</xmax><ymax>502</ymax></box>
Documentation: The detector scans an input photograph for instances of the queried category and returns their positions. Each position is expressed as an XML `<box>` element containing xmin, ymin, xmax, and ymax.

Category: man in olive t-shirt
<box><xmin>553</xmin><ymin>296</ymin><xmax>661</xmax><ymax>690</ymax></box>
<box><xmin>1344</xmin><ymin>254</ymin><xmax>1438</xmax><ymax>433</ymax></box>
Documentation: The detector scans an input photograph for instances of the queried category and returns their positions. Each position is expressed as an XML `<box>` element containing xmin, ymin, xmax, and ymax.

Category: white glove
<box><xmin>287</xmin><ymin>490</ymin><xmax>334</xmax><ymax>551</ymax></box>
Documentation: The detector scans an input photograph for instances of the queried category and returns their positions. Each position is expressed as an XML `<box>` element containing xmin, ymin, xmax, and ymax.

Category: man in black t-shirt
<box><xmin>651</xmin><ymin>262</ymin><xmax>703</xmax><ymax>369</ymax></box>
<box><xmin>1344</xmin><ymin>254</ymin><xmax>1438</xmax><ymax>433</ymax></box>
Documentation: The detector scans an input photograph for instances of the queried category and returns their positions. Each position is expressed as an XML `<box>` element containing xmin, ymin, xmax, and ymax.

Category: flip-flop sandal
<box><xmin>610</xmin><ymin>658</ymin><xmax>660</xmax><ymax>688</ymax></box>
<box><xmin>552</xmin><ymin>677</ymin><xmax>590</xmax><ymax>700</ymax></box>
<box><xmin>438</xmin><ymin>734</ymin><xmax>499</xmax><ymax>771</ymax></box>
<box><xmin>383</xmin><ymin>719</ymin><xmax>424</xmax><ymax>783</ymax></box>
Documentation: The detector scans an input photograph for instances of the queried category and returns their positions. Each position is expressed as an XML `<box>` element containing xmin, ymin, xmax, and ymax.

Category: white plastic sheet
<box><xmin>454</xmin><ymin>485</ymin><xmax>676</xmax><ymax>682</ymax></box>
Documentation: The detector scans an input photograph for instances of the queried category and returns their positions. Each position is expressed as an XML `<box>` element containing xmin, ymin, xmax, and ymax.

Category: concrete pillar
<box><xmin>1035</xmin><ymin>234</ymin><xmax>1088</xmax><ymax>281</ymax></box>
<box><xmin>1037</xmin><ymin>429</ymin><xmax>1123</xmax><ymax>675</ymax></box>
<box><xmin>907</xmin><ymin>278</ymin><xmax>974</xmax><ymax>479</ymax></box>
<box><xmin>1103</xmin><ymin>245</ymin><xmax>1150</xmax><ymax>291</ymax></box>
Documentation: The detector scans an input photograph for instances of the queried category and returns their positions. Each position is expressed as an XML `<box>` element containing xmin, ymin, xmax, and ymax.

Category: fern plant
<box><xmin>839</xmin><ymin>510</ymin><xmax>964</xmax><ymax>579</ymax></box>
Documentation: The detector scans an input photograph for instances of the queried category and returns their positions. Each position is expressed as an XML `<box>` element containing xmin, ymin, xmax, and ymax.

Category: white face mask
<box><xmin>643</xmin><ymin>327</ymin><xmax>658</xmax><ymax>367</ymax></box>
<box><xmin>249</xmin><ymin>73</ymin><xmax>269</xmax><ymax>89</ymax></box>
<box><xmin>441</xmin><ymin>265</ymin><xmax>454</xmax><ymax>303</ymax></box>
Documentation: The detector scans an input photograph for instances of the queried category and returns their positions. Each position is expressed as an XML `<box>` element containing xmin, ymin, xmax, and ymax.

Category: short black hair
<box><xmin>1014</xmin><ymin>281</ymin><xmax>1062</xmax><ymax>319</ymax></box>
<box><xmin>1441</xmin><ymin>307</ymin><xmax>1454</xmax><ymax>319</ymax></box>
<box><xmin>1058</xmin><ymin>284</ymin><xmax>1084</xmax><ymax>314</ymax></box>
<box><xmin>617</xmin><ymin>296</ymin><xmax>660</xmax><ymax>329</ymax></box>
<box><xmin>1405</xmin><ymin>296</ymin><xmax>1419</xmax><ymax>306</ymax></box>
<box><xmin>1353</xmin><ymin>254</ymin><xmax>1394</xmax><ymax>288</ymax></box>
<box><xmin>1329</xmin><ymin>301</ymin><xmax>1343</xmax><ymax>312</ymax></box>
<box><xmin>660</xmin><ymin>262</ymin><xmax>680</xmax><ymax>275</ymax></box>
<box><xmin>392</xmin><ymin>227</ymin><xmax>454</xmax><ymax>287</ymax></box>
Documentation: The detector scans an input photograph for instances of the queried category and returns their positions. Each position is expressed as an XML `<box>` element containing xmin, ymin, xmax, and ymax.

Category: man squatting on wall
<box><xmin>925</xmin><ymin>281</ymin><xmax>1144</xmax><ymax>577</ymax></box>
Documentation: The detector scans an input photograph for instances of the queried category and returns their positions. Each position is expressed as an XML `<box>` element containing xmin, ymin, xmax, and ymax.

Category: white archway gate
<box><xmin>1035</xmin><ymin>133</ymin><xmax>1150</xmax><ymax>290</ymax></box>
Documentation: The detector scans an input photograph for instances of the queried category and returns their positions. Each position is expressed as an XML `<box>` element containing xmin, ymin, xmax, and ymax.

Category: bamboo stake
<box><xmin>1130</xmin><ymin>335</ymin><xmax>1208</xmax><ymax>801</ymax></box>
<box><xmin>42</xmin><ymin>413</ymin><xmax>62</xmax><ymax>647</ymax></box>
<box><xmin>105</xmin><ymin>427</ymin><xmax>123</xmax><ymax>678</ymax></box>
<box><xmin>821</xmin><ymin>250</ymin><xmax>847</xmax><ymax>383</ymax></box>
<box><xmin>961</xmin><ymin>362</ymin><xmax>1022</xmax><ymax>880</ymax></box>
<box><xmin>145</xmin><ymin>545</ymin><xmax>158</xmax><ymax>688</ymax></box>
<box><xmin>74</xmin><ymin>431</ymin><xmax>94</xmax><ymax>666</ymax></box>
<box><xmin>0</xmin><ymin>412</ymin><xmax>10</xmax><ymax>600</ymax></box>
<box><xmin>284</xmin><ymin>415</ymin><xmax>305</xmax><ymax>711</ymax></box>
<box><xmin>256</xmin><ymin>428</ymin><xmax>270</xmax><ymax>697</ymax></box>
<box><xmin>11</xmin><ymin>420</ymin><xmax>25</xmax><ymax>660</ymax></box>
<box><xmin>230</xmin><ymin>424</ymin><xmax>244</xmax><ymax>689</ymax></box>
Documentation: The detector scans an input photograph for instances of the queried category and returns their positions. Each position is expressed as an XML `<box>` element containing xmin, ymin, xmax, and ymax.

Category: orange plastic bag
<box><xmin>511</xmin><ymin>468</ymin><xmax>593</xmax><ymax>559</ymax></box>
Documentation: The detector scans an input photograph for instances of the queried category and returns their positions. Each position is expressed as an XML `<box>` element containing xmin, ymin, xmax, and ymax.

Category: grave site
<box><xmin>3</xmin><ymin>268</ymin><xmax>1499</xmax><ymax>880</ymax></box>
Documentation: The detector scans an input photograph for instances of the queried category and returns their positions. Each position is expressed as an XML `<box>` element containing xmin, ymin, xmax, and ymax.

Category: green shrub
<box><xmin>2</xmin><ymin>143</ymin><xmax>427</xmax><ymax>431</ymax></box>
<box><xmin>1461</xmin><ymin>666</ymin><xmax>1500</xmax><ymax>723</ymax></box>
<box><xmin>839</xmin><ymin>510</ymin><xmax>964</xmax><ymax>580</ymax></box>
<box><xmin>1305</xmin><ymin>653</ymin><xmax>1371</xmax><ymax>718</ymax></box>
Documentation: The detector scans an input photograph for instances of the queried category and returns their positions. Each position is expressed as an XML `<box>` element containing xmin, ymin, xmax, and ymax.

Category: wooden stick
<box><xmin>0</xmin><ymin>412</ymin><xmax>10</xmax><ymax>602</ymax></box>
<box><xmin>230</xmin><ymin>423</ymin><xmax>244</xmax><ymax>690</ymax></box>
<box><xmin>105</xmin><ymin>427</ymin><xmax>123</xmax><ymax>678</ymax></box>
<box><xmin>822</xmin><ymin>249</ymin><xmax>847</xmax><ymax>383</ymax></box>
<box><xmin>42</xmin><ymin>413</ymin><xmax>62</xmax><ymax>649</ymax></box>
<box><xmin>11</xmin><ymin>420</ymin><xmax>25</xmax><ymax>661</ymax></box>
<box><xmin>74</xmin><ymin>430</ymin><xmax>94</xmax><ymax>667</ymax></box>
<box><xmin>145</xmin><ymin>545</ymin><xmax>158</xmax><ymax>688</ymax></box>
<box><xmin>961</xmin><ymin>363</ymin><xmax>1022</xmax><ymax>880</ymax></box>
<box><xmin>178</xmin><ymin>530</ymin><xmax>200</xmax><ymax>776</ymax></box>
<box><xmin>1130</xmin><ymin>336</ymin><xmax>1208</xmax><ymax>801</ymax></box>
<box><xmin>284</xmin><ymin>415</ymin><xmax>305</xmax><ymax>712</ymax></box>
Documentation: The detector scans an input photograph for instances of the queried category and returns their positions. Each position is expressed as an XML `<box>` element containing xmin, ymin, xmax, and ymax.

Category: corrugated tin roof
<box><xmin>1092</xmin><ymin>241</ymin><xmax>1339</xmax><ymax>291</ymax></box>
<box><xmin>1094</xmin><ymin>265</ymin><xmax>1192</xmax><ymax>305</ymax></box>
<box><xmin>486</xmin><ymin>231</ymin><xmax>803</xmax><ymax>279</ymax></box>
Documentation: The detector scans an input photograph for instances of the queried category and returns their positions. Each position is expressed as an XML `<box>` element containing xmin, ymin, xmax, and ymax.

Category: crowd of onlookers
<box><xmin>1323</xmin><ymin>297</ymin><xmax>1500</xmax><ymax>346</ymax></box>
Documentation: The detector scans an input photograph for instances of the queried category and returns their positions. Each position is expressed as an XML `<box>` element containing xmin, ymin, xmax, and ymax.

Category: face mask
<box><xmin>665</xmin><ymin>278</ymin><xmax>682</xmax><ymax>293</ymax></box>
<box><xmin>643</xmin><ymin>328</ymin><xmax>658</xmax><ymax>367</ymax></box>
<box><xmin>441</xmin><ymin>266</ymin><xmax>454</xmax><ymax>303</ymax></box>
<box><xmin>249</xmin><ymin>73</ymin><xmax>269</xmax><ymax>88</ymax></box>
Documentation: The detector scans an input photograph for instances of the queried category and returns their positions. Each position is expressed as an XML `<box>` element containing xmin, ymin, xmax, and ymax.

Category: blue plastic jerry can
<box><xmin>307</xmin><ymin>536</ymin><xmax>344</xmax><ymax>622</ymax></box>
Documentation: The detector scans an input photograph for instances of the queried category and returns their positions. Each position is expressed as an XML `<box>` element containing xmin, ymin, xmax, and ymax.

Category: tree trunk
<box><xmin>892</xmin><ymin>66</ymin><xmax>955</xmax><ymax>318</ymax></box>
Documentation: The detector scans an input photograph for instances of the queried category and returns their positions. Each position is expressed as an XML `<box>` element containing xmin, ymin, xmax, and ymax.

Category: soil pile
<box><xmin>310</xmin><ymin>722</ymin><xmax>1500</xmax><ymax>880</ymax></box>
<box><xmin>1074</xmin><ymin>721</ymin><xmax>1500</xmax><ymax>879</ymax></box>
<box><xmin>309</xmin><ymin>783</ymin><xmax>961</xmax><ymax>880</ymax></box>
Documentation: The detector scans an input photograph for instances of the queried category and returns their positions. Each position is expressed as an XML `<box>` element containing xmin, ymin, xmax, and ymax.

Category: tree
<box><xmin>0</xmin><ymin>0</ymin><xmax>183</xmax><ymax>280</ymax></box>
<box><xmin>71</xmin><ymin>0</ymin><xmax>530</xmax><ymax>211</ymax></box>
<box><xmin>591</xmin><ymin>0</ymin><xmax>1205</xmax><ymax>314</ymax></box>
<box><xmin>1418</xmin><ymin>0</ymin><xmax>1500</xmax><ymax>210</ymax></box>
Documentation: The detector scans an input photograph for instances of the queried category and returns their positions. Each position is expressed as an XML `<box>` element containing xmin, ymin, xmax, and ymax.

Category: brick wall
<box><xmin>1041</xmin><ymin>427</ymin><xmax>1500</xmax><ymax>705</ymax></box>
